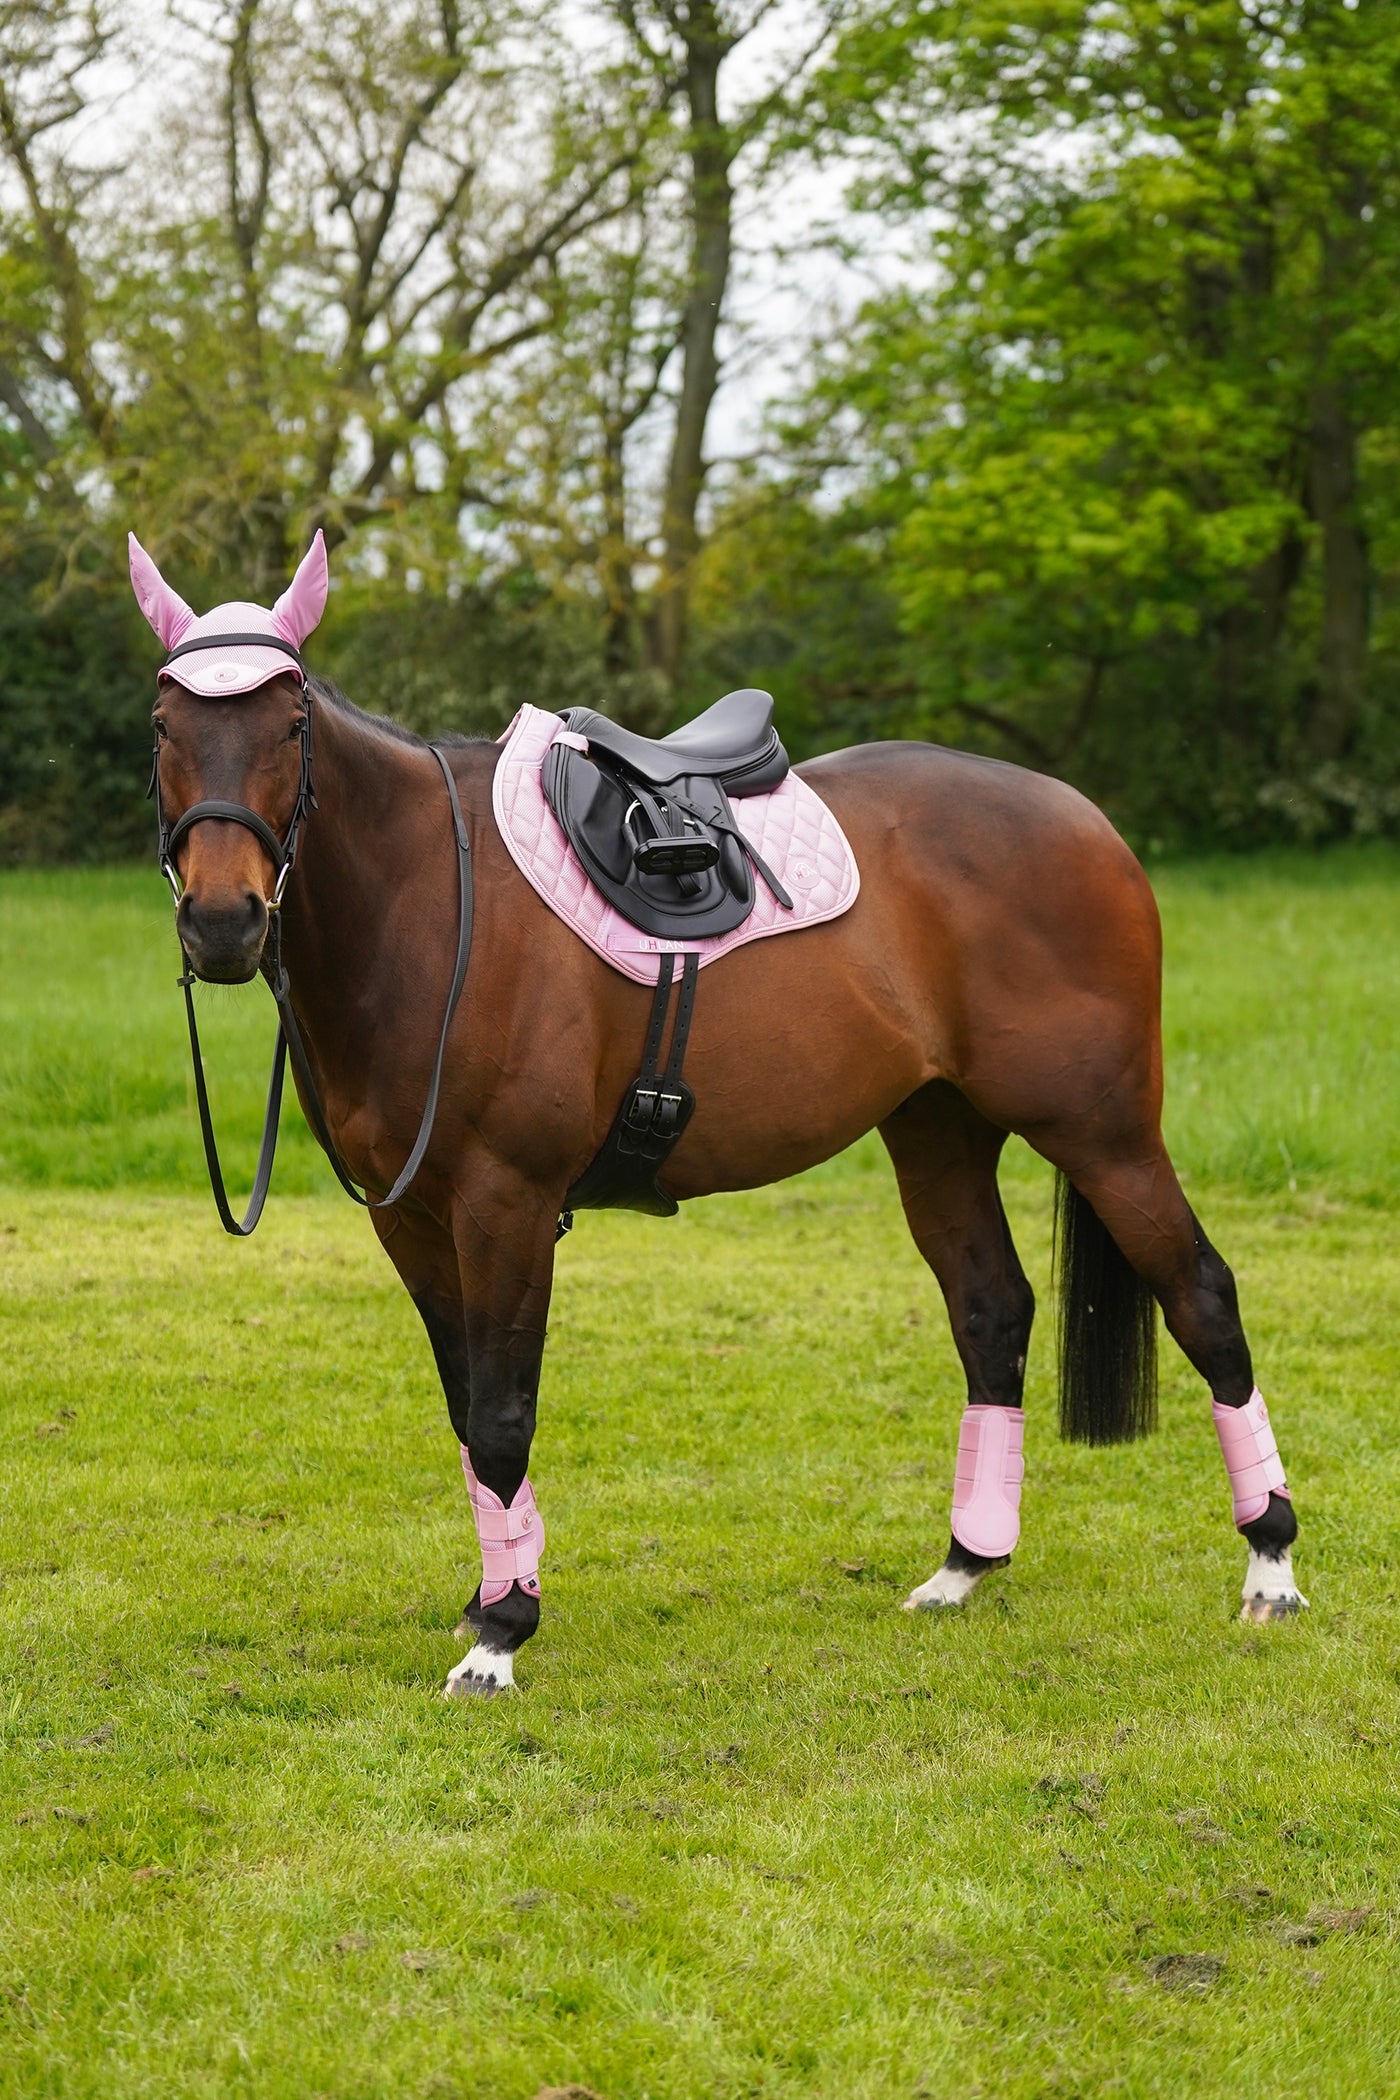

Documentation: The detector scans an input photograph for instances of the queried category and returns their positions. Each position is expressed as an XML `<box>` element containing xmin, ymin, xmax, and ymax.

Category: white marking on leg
<box><xmin>443</xmin><ymin>1644</ymin><xmax>516</xmax><ymax>1697</ymax></box>
<box><xmin>1240</xmin><ymin>1547</ymin><xmax>1308</xmax><ymax>1623</ymax></box>
<box><xmin>903</xmin><ymin>1562</ymin><xmax>986</xmax><ymax>1612</ymax></box>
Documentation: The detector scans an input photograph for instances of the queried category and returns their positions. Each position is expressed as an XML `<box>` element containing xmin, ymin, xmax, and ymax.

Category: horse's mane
<box><xmin>310</xmin><ymin>676</ymin><xmax>484</xmax><ymax>751</ymax></box>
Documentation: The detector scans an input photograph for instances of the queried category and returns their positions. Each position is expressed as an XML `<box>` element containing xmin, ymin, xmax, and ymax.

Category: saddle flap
<box><xmin>542</xmin><ymin>738</ymin><xmax>758</xmax><ymax>941</ymax></box>
<box><xmin>570</xmin><ymin>758</ymin><xmax>635</xmax><ymax>882</ymax></box>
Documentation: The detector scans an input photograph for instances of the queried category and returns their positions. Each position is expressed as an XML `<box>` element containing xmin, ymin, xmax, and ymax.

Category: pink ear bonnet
<box><xmin>128</xmin><ymin>531</ymin><xmax>328</xmax><ymax>697</ymax></box>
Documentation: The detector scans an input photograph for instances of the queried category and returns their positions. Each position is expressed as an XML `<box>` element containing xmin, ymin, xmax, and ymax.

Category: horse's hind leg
<box><xmin>1040</xmin><ymin>1125</ymin><xmax>1304</xmax><ymax>1622</ymax></box>
<box><xmin>880</xmin><ymin>1081</ymin><xmax>1036</xmax><ymax>1611</ymax></box>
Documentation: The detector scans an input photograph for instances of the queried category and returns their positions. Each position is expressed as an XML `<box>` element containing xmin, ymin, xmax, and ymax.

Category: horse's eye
<box><xmin>289</xmin><ymin>717</ymin><xmax>306</xmax><ymax>741</ymax></box>
<box><xmin>154</xmin><ymin>719</ymin><xmax>169</xmax><ymax>740</ymax></box>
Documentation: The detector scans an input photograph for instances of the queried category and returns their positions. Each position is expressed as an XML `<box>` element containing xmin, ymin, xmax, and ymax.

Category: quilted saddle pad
<box><xmin>492</xmin><ymin>704</ymin><xmax>860</xmax><ymax>987</ymax></box>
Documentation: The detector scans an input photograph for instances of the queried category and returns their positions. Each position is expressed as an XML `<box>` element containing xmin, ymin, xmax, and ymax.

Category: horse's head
<box><xmin>131</xmin><ymin>532</ymin><xmax>329</xmax><ymax>982</ymax></box>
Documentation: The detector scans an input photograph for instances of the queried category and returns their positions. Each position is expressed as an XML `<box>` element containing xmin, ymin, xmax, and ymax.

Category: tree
<box><xmin>614</xmin><ymin>0</ymin><xmax>850</xmax><ymax>685</ymax></box>
<box><xmin>0</xmin><ymin>0</ymin><xmax>684</xmax><ymax>852</ymax></box>
<box><xmin>783</xmin><ymin>0</ymin><xmax>1400</xmax><ymax>835</ymax></box>
<box><xmin>0</xmin><ymin>0</ymin><xmax>672</xmax><ymax>585</ymax></box>
<box><xmin>0</xmin><ymin>0</ymin><xmax>848</xmax><ymax>740</ymax></box>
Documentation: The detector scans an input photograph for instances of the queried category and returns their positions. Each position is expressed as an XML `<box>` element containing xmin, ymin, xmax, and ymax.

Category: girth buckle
<box><xmin>622</xmin><ymin>1087</ymin><xmax>659</xmax><ymax>1142</ymax></box>
<box><xmin>653</xmin><ymin>1090</ymin><xmax>684</xmax><ymax>1138</ymax></box>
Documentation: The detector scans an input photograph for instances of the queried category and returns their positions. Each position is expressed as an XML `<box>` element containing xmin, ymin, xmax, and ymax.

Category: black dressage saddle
<box><xmin>542</xmin><ymin>687</ymin><xmax>793</xmax><ymax>941</ymax></box>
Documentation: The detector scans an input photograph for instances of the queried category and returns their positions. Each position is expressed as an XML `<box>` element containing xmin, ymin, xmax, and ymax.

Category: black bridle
<box><xmin>150</xmin><ymin>643</ymin><xmax>473</xmax><ymax>1235</ymax></box>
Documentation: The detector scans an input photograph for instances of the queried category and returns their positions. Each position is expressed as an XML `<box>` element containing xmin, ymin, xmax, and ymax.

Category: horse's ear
<box><xmin>272</xmin><ymin>529</ymin><xmax>329</xmax><ymax>646</ymax></box>
<box><xmin>128</xmin><ymin>533</ymin><xmax>195</xmax><ymax>650</ymax></box>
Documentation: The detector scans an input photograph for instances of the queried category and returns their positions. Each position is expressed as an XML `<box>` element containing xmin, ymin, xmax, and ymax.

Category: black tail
<box><xmin>1054</xmin><ymin>1173</ymin><xmax>1158</xmax><ymax>1445</ymax></box>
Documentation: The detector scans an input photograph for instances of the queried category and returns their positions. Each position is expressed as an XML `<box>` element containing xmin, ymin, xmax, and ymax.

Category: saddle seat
<box><xmin>560</xmin><ymin>687</ymin><xmax>787</xmax><ymax>796</ymax></box>
<box><xmin>543</xmin><ymin>688</ymin><xmax>793</xmax><ymax>943</ymax></box>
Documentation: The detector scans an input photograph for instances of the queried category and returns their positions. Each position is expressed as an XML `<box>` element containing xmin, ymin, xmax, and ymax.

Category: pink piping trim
<box><xmin>950</xmin><ymin>1404</ymin><xmax>1024</xmax><ymax>1560</ymax></box>
<box><xmin>461</xmin><ymin>1449</ymin><xmax>544</xmax><ymax>1607</ymax></box>
<box><xmin>1213</xmin><ymin>1387</ymin><xmax>1290</xmax><ymax>1528</ymax></box>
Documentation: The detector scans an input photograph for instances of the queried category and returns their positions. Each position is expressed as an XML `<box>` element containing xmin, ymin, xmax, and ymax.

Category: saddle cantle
<box><xmin>542</xmin><ymin>689</ymin><xmax>793</xmax><ymax>942</ymax></box>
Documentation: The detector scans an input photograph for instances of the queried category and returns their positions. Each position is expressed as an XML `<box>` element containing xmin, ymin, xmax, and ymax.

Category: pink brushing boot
<box><xmin>444</xmin><ymin>1451</ymin><xmax>545</xmax><ymax>1696</ymax></box>
<box><xmin>1213</xmin><ymin>1388</ymin><xmax>1306</xmax><ymax>1621</ymax></box>
<box><xmin>904</xmin><ymin>1405</ymin><xmax>1024</xmax><ymax>1612</ymax></box>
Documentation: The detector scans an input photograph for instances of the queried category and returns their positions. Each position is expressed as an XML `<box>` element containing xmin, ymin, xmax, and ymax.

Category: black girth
<box><xmin>558</xmin><ymin>950</ymin><xmax>700</xmax><ymax>1232</ymax></box>
<box><xmin>151</xmin><ymin>672</ymin><xmax>472</xmax><ymax>1236</ymax></box>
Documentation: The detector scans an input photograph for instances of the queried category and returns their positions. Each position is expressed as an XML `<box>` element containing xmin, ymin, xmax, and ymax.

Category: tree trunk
<box><xmin>600</xmin><ymin>415</ymin><xmax>636</xmax><ymax>676</ymax></box>
<box><xmin>1214</xmin><ymin>528</ymin><xmax>1304</xmax><ymax>736</ymax></box>
<box><xmin>1304</xmin><ymin>381</ymin><xmax>1368</xmax><ymax>761</ymax></box>
<box><xmin>650</xmin><ymin>11</ymin><xmax>732</xmax><ymax>686</ymax></box>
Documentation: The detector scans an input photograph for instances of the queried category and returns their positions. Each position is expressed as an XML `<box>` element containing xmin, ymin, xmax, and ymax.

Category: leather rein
<box><xmin>151</xmin><ymin>637</ymin><xmax>473</xmax><ymax>1235</ymax></box>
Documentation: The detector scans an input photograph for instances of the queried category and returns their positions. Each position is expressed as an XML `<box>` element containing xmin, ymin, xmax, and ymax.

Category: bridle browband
<box><xmin>150</xmin><ymin>651</ymin><xmax>473</xmax><ymax>1235</ymax></box>
<box><xmin>162</xmin><ymin>631</ymin><xmax>306</xmax><ymax>671</ymax></box>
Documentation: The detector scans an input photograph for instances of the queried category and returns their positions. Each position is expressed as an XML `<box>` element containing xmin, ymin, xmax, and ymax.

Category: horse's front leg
<box><xmin>369</xmin><ymin>1206</ymin><xmax>483</xmax><ymax>1651</ymax></box>
<box><xmin>440</xmin><ymin>1167</ymin><xmax>559</xmax><ymax>1697</ymax></box>
<box><xmin>372</xmin><ymin>1176</ymin><xmax>557</xmax><ymax>1695</ymax></box>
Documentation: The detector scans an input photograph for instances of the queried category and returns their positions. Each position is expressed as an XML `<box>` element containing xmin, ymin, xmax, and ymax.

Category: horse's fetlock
<box><xmin>1240</xmin><ymin>1490</ymin><xmax>1298</xmax><ymax>1555</ymax></box>
<box><xmin>469</xmin><ymin>1579</ymin><xmax>540</xmax><ymax>1652</ymax></box>
<box><xmin>944</xmin><ymin>1530</ymin><xmax>1008</xmax><ymax>1579</ymax></box>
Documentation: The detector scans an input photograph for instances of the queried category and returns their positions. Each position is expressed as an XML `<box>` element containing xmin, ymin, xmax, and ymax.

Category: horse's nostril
<box><xmin>176</xmin><ymin>888</ymin><xmax>269</xmax><ymax>980</ymax></box>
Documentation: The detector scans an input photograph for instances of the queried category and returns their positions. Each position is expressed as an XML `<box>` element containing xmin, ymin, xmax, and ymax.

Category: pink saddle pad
<box><xmin>492</xmin><ymin>704</ymin><xmax>860</xmax><ymax>986</ymax></box>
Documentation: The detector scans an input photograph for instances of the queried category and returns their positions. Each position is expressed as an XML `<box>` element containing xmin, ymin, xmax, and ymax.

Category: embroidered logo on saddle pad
<box><xmin>492</xmin><ymin>704</ymin><xmax>860</xmax><ymax>986</ymax></box>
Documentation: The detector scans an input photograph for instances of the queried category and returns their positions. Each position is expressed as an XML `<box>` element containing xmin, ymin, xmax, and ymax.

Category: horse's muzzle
<box><xmin>176</xmin><ymin>888</ymin><xmax>270</xmax><ymax>983</ymax></box>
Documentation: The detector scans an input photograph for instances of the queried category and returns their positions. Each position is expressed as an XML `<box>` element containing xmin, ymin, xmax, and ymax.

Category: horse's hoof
<box><xmin>903</xmin><ymin>1565</ymin><xmax>982</xmax><ymax>1611</ymax></box>
<box><xmin>1240</xmin><ymin>1590</ymin><xmax>1308</xmax><ymax>1624</ymax></box>
<box><xmin>443</xmin><ymin>1644</ymin><xmax>516</xmax><ymax>1698</ymax></box>
<box><xmin>1238</xmin><ymin>1548</ymin><xmax>1308</xmax><ymax>1624</ymax></box>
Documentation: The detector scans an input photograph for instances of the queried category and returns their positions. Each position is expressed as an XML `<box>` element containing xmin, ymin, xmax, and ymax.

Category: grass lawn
<box><xmin>2</xmin><ymin>855</ymin><xmax>1400</xmax><ymax>2097</ymax></box>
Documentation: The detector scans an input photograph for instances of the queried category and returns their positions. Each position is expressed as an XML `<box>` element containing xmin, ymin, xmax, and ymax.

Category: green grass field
<box><xmin>2</xmin><ymin>858</ymin><xmax>1399</xmax><ymax>2098</ymax></box>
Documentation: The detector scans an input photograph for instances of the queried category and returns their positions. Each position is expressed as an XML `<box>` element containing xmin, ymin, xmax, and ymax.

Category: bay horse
<box><xmin>132</xmin><ymin>533</ymin><xmax>1304</xmax><ymax>1696</ymax></box>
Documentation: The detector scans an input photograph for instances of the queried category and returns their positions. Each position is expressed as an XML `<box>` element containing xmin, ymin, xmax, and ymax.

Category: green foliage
<box><xmin>10</xmin><ymin>2</ymin><xmax>1400</xmax><ymax>852</ymax></box>
<box><xmin>756</xmin><ymin>0</ymin><xmax>1400</xmax><ymax>843</ymax></box>
<box><xmin>685</xmin><ymin>494</ymin><xmax>911</xmax><ymax>755</ymax></box>
<box><xmin>0</xmin><ymin>537</ymin><xmax>152</xmax><ymax>863</ymax></box>
<box><xmin>317</xmin><ymin>573</ymin><xmax>673</xmax><ymax>743</ymax></box>
<box><xmin>0</xmin><ymin>0</ymin><xmax>680</xmax><ymax>860</ymax></box>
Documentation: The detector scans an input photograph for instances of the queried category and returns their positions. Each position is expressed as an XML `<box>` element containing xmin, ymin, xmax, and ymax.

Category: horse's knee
<box><xmin>465</xmin><ymin>1388</ymin><xmax>538</xmax><ymax>1490</ymax></box>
